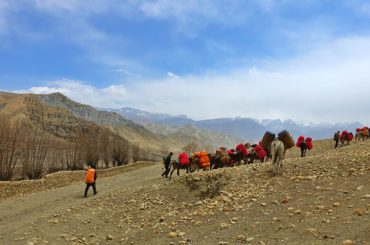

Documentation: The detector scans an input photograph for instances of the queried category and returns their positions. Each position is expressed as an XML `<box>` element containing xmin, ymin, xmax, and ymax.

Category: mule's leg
<box><xmin>273</xmin><ymin>161</ymin><xmax>277</xmax><ymax>176</ymax></box>
<box><xmin>278</xmin><ymin>157</ymin><xmax>283</xmax><ymax>175</ymax></box>
<box><xmin>272</xmin><ymin>153</ymin><xmax>277</xmax><ymax>176</ymax></box>
<box><xmin>177</xmin><ymin>168</ymin><xmax>180</xmax><ymax>176</ymax></box>
<box><xmin>169</xmin><ymin>167</ymin><xmax>175</xmax><ymax>180</ymax></box>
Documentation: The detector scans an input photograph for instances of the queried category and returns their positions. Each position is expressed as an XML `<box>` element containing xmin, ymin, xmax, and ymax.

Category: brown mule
<box><xmin>169</xmin><ymin>160</ymin><xmax>191</xmax><ymax>180</ymax></box>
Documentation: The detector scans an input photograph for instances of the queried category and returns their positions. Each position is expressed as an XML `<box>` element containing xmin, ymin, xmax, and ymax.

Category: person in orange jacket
<box><xmin>84</xmin><ymin>162</ymin><xmax>97</xmax><ymax>197</ymax></box>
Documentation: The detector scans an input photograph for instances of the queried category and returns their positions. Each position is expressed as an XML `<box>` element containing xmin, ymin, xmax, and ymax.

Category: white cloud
<box><xmin>15</xmin><ymin>86</ymin><xmax>69</xmax><ymax>95</ymax></box>
<box><xmin>15</xmin><ymin>79</ymin><xmax>129</xmax><ymax>108</ymax></box>
<box><xmin>102</xmin><ymin>85</ymin><xmax>127</xmax><ymax>99</ymax></box>
<box><xmin>167</xmin><ymin>72</ymin><xmax>179</xmax><ymax>78</ymax></box>
<box><xmin>115</xmin><ymin>68</ymin><xmax>137</xmax><ymax>77</ymax></box>
<box><xmin>14</xmin><ymin>35</ymin><xmax>370</xmax><ymax>125</ymax></box>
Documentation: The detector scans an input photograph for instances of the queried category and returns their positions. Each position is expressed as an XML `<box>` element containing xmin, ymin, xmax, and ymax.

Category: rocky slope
<box><xmin>1</xmin><ymin>138</ymin><xmax>369</xmax><ymax>244</ymax></box>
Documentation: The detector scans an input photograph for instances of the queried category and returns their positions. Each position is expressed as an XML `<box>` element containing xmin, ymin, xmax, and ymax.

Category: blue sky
<box><xmin>1</xmin><ymin>0</ymin><xmax>370</xmax><ymax>124</ymax></box>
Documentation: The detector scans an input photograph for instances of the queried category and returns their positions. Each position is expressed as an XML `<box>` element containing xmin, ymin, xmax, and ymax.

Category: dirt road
<box><xmin>0</xmin><ymin>164</ymin><xmax>164</xmax><ymax>244</ymax></box>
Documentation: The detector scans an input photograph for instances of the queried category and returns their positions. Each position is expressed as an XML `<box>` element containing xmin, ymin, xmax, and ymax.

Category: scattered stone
<box><xmin>236</xmin><ymin>235</ymin><xmax>246</xmax><ymax>241</ymax></box>
<box><xmin>220</xmin><ymin>223</ymin><xmax>229</xmax><ymax>229</ymax></box>
<box><xmin>307</xmin><ymin>228</ymin><xmax>316</xmax><ymax>233</ymax></box>
<box><xmin>342</xmin><ymin>240</ymin><xmax>353</xmax><ymax>245</ymax></box>
<box><xmin>246</xmin><ymin>237</ymin><xmax>255</xmax><ymax>242</ymax></box>
<box><xmin>354</xmin><ymin>208</ymin><xmax>365</xmax><ymax>216</ymax></box>
<box><xmin>167</xmin><ymin>232</ymin><xmax>177</xmax><ymax>238</ymax></box>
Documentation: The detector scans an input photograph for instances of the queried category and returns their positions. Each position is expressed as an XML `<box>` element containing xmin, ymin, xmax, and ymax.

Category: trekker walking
<box><xmin>84</xmin><ymin>162</ymin><xmax>97</xmax><ymax>197</ymax></box>
<box><xmin>334</xmin><ymin>131</ymin><xmax>340</xmax><ymax>148</ymax></box>
<box><xmin>161</xmin><ymin>152</ymin><xmax>173</xmax><ymax>178</ymax></box>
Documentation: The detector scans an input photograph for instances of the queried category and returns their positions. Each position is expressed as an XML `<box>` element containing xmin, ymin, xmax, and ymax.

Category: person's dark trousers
<box><xmin>84</xmin><ymin>182</ymin><xmax>97</xmax><ymax>197</ymax></box>
<box><xmin>335</xmin><ymin>140</ymin><xmax>339</xmax><ymax>148</ymax></box>
<box><xmin>161</xmin><ymin>163</ymin><xmax>170</xmax><ymax>178</ymax></box>
<box><xmin>301</xmin><ymin>148</ymin><xmax>306</xmax><ymax>157</ymax></box>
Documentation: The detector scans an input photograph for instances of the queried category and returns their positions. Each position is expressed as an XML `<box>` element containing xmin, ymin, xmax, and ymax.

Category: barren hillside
<box><xmin>0</xmin><ymin>138</ymin><xmax>369</xmax><ymax>244</ymax></box>
<box><xmin>0</xmin><ymin>91</ymin><xmax>240</xmax><ymax>158</ymax></box>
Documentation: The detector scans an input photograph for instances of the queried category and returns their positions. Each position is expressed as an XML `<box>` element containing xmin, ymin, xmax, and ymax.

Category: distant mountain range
<box><xmin>0</xmin><ymin>92</ymin><xmax>240</xmax><ymax>160</ymax></box>
<box><xmin>103</xmin><ymin>107</ymin><xmax>365</xmax><ymax>142</ymax></box>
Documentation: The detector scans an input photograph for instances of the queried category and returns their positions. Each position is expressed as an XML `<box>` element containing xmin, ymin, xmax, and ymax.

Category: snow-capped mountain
<box><xmin>99</xmin><ymin>107</ymin><xmax>365</xmax><ymax>142</ymax></box>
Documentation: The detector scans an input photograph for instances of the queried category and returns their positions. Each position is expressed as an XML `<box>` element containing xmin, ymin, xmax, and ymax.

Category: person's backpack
<box><xmin>334</xmin><ymin>133</ymin><xmax>339</xmax><ymax>141</ymax></box>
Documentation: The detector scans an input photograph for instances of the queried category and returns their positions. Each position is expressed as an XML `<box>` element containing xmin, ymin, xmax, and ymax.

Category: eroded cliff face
<box><xmin>37</xmin><ymin>93</ymin><xmax>139</xmax><ymax>127</ymax></box>
<box><xmin>23</xmin><ymin>94</ymin><xmax>100</xmax><ymax>139</ymax></box>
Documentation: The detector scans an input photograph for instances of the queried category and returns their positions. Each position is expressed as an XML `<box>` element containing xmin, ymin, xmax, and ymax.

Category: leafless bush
<box><xmin>0</xmin><ymin>119</ymin><xmax>22</xmax><ymax>180</ymax></box>
<box><xmin>65</xmin><ymin>139</ymin><xmax>84</xmax><ymax>170</ymax></box>
<box><xmin>46</xmin><ymin>140</ymin><xmax>66</xmax><ymax>174</ymax></box>
<box><xmin>100</xmin><ymin>132</ymin><xmax>112</xmax><ymax>168</ymax></box>
<box><xmin>112</xmin><ymin>135</ymin><xmax>129</xmax><ymax>166</ymax></box>
<box><xmin>20</xmin><ymin>123</ymin><xmax>49</xmax><ymax>179</ymax></box>
<box><xmin>50</xmin><ymin>139</ymin><xmax>83</xmax><ymax>171</ymax></box>
<box><xmin>131</xmin><ymin>145</ymin><xmax>141</xmax><ymax>163</ymax></box>
<box><xmin>80</xmin><ymin>132</ymin><xmax>100</xmax><ymax>167</ymax></box>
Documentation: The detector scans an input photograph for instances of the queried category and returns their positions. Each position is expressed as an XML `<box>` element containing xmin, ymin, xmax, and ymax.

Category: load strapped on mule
<box><xmin>235</xmin><ymin>143</ymin><xmax>248</xmax><ymax>157</ymax></box>
<box><xmin>227</xmin><ymin>149</ymin><xmax>235</xmax><ymax>156</ymax></box>
<box><xmin>261</xmin><ymin>131</ymin><xmax>275</xmax><ymax>151</ymax></box>
<box><xmin>216</xmin><ymin>147</ymin><xmax>228</xmax><ymax>158</ymax></box>
<box><xmin>278</xmin><ymin>130</ymin><xmax>295</xmax><ymax>149</ymax></box>
<box><xmin>341</xmin><ymin>130</ymin><xmax>353</xmax><ymax>141</ymax></box>
<box><xmin>194</xmin><ymin>151</ymin><xmax>210</xmax><ymax>169</ymax></box>
<box><xmin>296</xmin><ymin>136</ymin><xmax>305</xmax><ymax>147</ymax></box>
<box><xmin>296</xmin><ymin>135</ymin><xmax>313</xmax><ymax>150</ymax></box>
<box><xmin>178</xmin><ymin>152</ymin><xmax>190</xmax><ymax>166</ymax></box>
<box><xmin>356</xmin><ymin>127</ymin><xmax>369</xmax><ymax>139</ymax></box>
<box><xmin>254</xmin><ymin>145</ymin><xmax>266</xmax><ymax>160</ymax></box>
<box><xmin>306</xmin><ymin>137</ymin><xmax>313</xmax><ymax>150</ymax></box>
<box><xmin>356</xmin><ymin>127</ymin><xmax>369</xmax><ymax>133</ymax></box>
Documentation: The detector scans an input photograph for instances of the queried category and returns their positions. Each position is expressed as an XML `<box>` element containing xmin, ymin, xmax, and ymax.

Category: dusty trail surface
<box><xmin>0</xmin><ymin>140</ymin><xmax>370</xmax><ymax>245</ymax></box>
<box><xmin>0</xmin><ymin>164</ymin><xmax>162</xmax><ymax>244</ymax></box>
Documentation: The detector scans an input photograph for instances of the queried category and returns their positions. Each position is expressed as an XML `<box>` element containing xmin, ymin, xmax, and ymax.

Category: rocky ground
<box><xmin>0</xmin><ymin>139</ymin><xmax>369</xmax><ymax>245</ymax></box>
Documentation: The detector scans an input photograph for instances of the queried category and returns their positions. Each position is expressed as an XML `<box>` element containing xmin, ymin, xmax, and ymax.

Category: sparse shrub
<box><xmin>131</xmin><ymin>145</ymin><xmax>141</xmax><ymax>163</ymax></box>
<box><xmin>0</xmin><ymin>119</ymin><xmax>22</xmax><ymax>180</ymax></box>
<box><xmin>112</xmin><ymin>135</ymin><xmax>129</xmax><ymax>166</ymax></box>
<box><xmin>20</xmin><ymin>123</ymin><xmax>49</xmax><ymax>180</ymax></box>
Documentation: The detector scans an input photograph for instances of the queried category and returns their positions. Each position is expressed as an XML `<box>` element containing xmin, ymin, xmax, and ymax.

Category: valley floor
<box><xmin>0</xmin><ymin>140</ymin><xmax>369</xmax><ymax>245</ymax></box>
